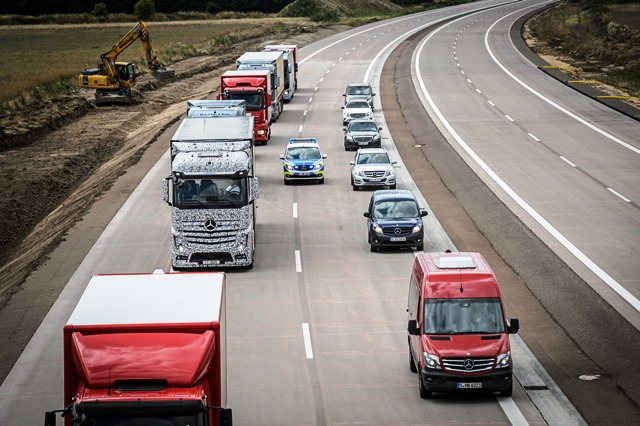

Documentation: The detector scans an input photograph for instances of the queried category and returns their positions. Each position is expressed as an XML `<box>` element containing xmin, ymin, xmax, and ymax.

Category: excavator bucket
<box><xmin>153</xmin><ymin>66</ymin><xmax>176</xmax><ymax>82</ymax></box>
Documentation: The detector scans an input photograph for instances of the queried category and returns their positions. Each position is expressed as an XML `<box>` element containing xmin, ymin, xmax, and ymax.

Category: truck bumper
<box><xmin>419</xmin><ymin>367</ymin><xmax>513</xmax><ymax>393</ymax></box>
<box><xmin>172</xmin><ymin>235</ymin><xmax>254</xmax><ymax>269</ymax></box>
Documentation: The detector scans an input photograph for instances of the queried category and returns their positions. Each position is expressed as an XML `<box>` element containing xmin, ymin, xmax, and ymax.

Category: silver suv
<box><xmin>343</xmin><ymin>120</ymin><xmax>382</xmax><ymax>151</ymax></box>
<box><xmin>350</xmin><ymin>148</ymin><xmax>397</xmax><ymax>191</ymax></box>
<box><xmin>342</xmin><ymin>82</ymin><xmax>375</xmax><ymax>109</ymax></box>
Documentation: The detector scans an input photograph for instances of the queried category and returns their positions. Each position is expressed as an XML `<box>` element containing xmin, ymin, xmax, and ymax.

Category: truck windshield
<box><xmin>423</xmin><ymin>298</ymin><xmax>505</xmax><ymax>334</ymax></box>
<box><xmin>226</xmin><ymin>92</ymin><xmax>263</xmax><ymax>110</ymax></box>
<box><xmin>174</xmin><ymin>177</ymin><xmax>248</xmax><ymax>208</ymax></box>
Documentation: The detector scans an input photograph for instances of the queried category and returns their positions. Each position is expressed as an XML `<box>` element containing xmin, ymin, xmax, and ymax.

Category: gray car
<box><xmin>343</xmin><ymin>120</ymin><xmax>382</xmax><ymax>151</ymax></box>
<box><xmin>350</xmin><ymin>148</ymin><xmax>397</xmax><ymax>191</ymax></box>
<box><xmin>342</xmin><ymin>82</ymin><xmax>375</xmax><ymax>110</ymax></box>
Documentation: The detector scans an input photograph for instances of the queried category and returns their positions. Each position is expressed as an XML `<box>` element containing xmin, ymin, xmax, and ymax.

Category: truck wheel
<box><xmin>419</xmin><ymin>374</ymin><xmax>432</xmax><ymax>399</ymax></box>
<box><xmin>409</xmin><ymin>345</ymin><xmax>417</xmax><ymax>373</ymax></box>
<box><xmin>499</xmin><ymin>383</ymin><xmax>513</xmax><ymax>397</ymax></box>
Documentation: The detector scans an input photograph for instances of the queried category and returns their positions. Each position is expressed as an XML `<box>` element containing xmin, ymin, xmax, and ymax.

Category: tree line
<box><xmin>0</xmin><ymin>0</ymin><xmax>296</xmax><ymax>16</ymax></box>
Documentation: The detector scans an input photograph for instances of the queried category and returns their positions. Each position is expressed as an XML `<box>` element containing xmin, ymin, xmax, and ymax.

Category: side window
<box><xmin>407</xmin><ymin>276</ymin><xmax>419</xmax><ymax>322</ymax></box>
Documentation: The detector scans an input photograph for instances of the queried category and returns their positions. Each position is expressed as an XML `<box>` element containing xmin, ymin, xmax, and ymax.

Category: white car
<box><xmin>350</xmin><ymin>147</ymin><xmax>397</xmax><ymax>191</ymax></box>
<box><xmin>342</xmin><ymin>99</ymin><xmax>373</xmax><ymax>125</ymax></box>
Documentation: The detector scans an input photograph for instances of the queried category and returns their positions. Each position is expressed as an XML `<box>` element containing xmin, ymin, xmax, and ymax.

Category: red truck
<box><xmin>44</xmin><ymin>270</ymin><xmax>232</xmax><ymax>426</ymax></box>
<box><xmin>407</xmin><ymin>252</ymin><xmax>519</xmax><ymax>398</ymax></box>
<box><xmin>217</xmin><ymin>69</ymin><xmax>272</xmax><ymax>145</ymax></box>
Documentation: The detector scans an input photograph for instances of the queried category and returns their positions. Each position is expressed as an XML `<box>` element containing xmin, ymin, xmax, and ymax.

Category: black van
<box><xmin>363</xmin><ymin>190</ymin><xmax>428</xmax><ymax>252</ymax></box>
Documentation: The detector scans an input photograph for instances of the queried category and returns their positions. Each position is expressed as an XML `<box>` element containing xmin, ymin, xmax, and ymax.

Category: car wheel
<box><xmin>419</xmin><ymin>374</ymin><xmax>432</xmax><ymax>399</ymax></box>
<box><xmin>416</xmin><ymin>244</ymin><xmax>424</xmax><ymax>251</ymax></box>
<box><xmin>284</xmin><ymin>177</ymin><xmax>290</xmax><ymax>185</ymax></box>
<box><xmin>352</xmin><ymin>185</ymin><xmax>358</xmax><ymax>191</ymax></box>
<box><xmin>370</xmin><ymin>245</ymin><xmax>377</xmax><ymax>253</ymax></box>
<box><xmin>390</xmin><ymin>183</ymin><xmax>396</xmax><ymax>189</ymax></box>
<box><xmin>409</xmin><ymin>343</ymin><xmax>417</xmax><ymax>373</ymax></box>
<box><xmin>318</xmin><ymin>177</ymin><xmax>325</xmax><ymax>184</ymax></box>
<box><xmin>499</xmin><ymin>383</ymin><xmax>513</xmax><ymax>397</ymax></box>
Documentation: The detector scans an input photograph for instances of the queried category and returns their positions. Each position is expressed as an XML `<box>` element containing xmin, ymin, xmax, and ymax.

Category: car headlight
<box><xmin>365</xmin><ymin>111</ymin><xmax>372</xmax><ymax>118</ymax></box>
<box><xmin>373</xmin><ymin>135</ymin><xmax>381</xmax><ymax>141</ymax></box>
<box><xmin>373</xmin><ymin>224</ymin><xmax>383</xmax><ymax>235</ymax></box>
<box><xmin>285</xmin><ymin>162</ymin><xmax>294</xmax><ymax>171</ymax></box>
<box><xmin>354</xmin><ymin>168</ymin><xmax>364</xmax><ymax>177</ymax></box>
<box><xmin>314</xmin><ymin>162</ymin><xmax>323</xmax><ymax>170</ymax></box>
<box><xmin>346</xmin><ymin>134</ymin><xmax>354</xmax><ymax>142</ymax></box>
<box><xmin>423</xmin><ymin>352</ymin><xmax>441</xmax><ymax>369</ymax></box>
<box><xmin>496</xmin><ymin>351</ymin><xmax>511</xmax><ymax>368</ymax></box>
<box><xmin>412</xmin><ymin>223</ymin><xmax>422</xmax><ymax>233</ymax></box>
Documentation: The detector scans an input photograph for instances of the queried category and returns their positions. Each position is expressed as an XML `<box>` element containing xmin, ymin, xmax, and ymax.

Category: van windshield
<box><xmin>423</xmin><ymin>298</ymin><xmax>505</xmax><ymax>334</ymax></box>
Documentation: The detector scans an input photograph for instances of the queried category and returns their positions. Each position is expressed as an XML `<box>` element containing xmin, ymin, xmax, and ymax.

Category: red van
<box><xmin>407</xmin><ymin>252</ymin><xmax>519</xmax><ymax>397</ymax></box>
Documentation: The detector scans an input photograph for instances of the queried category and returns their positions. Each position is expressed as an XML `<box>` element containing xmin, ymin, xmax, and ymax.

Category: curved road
<box><xmin>1</xmin><ymin>0</ymin><xmax>639</xmax><ymax>424</ymax></box>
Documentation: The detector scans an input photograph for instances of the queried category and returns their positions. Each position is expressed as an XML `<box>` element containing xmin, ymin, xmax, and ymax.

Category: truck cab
<box><xmin>407</xmin><ymin>252</ymin><xmax>519</xmax><ymax>398</ymax></box>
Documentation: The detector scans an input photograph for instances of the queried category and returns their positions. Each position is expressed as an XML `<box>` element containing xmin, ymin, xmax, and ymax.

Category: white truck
<box><xmin>236</xmin><ymin>51</ymin><xmax>285</xmax><ymax>121</ymax></box>
<box><xmin>163</xmin><ymin>115</ymin><xmax>258</xmax><ymax>269</ymax></box>
<box><xmin>264</xmin><ymin>44</ymin><xmax>298</xmax><ymax>102</ymax></box>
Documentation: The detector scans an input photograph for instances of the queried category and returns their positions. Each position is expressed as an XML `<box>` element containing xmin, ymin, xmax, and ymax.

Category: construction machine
<box><xmin>79</xmin><ymin>21</ymin><xmax>175</xmax><ymax>105</ymax></box>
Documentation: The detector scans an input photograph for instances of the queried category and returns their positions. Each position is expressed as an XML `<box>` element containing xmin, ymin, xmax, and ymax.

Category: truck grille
<box><xmin>183</xmin><ymin>220</ymin><xmax>241</xmax><ymax>245</ymax></box>
<box><xmin>442</xmin><ymin>357</ymin><xmax>494</xmax><ymax>373</ymax></box>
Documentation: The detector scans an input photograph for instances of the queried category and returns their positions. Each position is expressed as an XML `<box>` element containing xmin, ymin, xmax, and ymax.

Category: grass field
<box><xmin>0</xmin><ymin>18</ymin><xmax>316</xmax><ymax>107</ymax></box>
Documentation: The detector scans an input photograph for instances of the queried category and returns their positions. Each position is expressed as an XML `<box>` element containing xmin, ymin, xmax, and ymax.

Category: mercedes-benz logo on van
<box><xmin>393</xmin><ymin>228</ymin><xmax>402</xmax><ymax>235</ymax></box>
<box><xmin>204</xmin><ymin>220</ymin><xmax>217</xmax><ymax>231</ymax></box>
<box><xmin>463</xmin><ymin>359</ymin><xmax>475</xmax><ymax>370</ymax></box>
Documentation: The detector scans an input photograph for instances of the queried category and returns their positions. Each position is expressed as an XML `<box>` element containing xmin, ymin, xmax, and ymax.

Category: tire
<box><xmin>409</xmin><ymin>344</ymin><xmax>417</xmax><ymax>373</ymax></box>
<box><xmin>370</xmin><ymin>244</ymin><xmax>377</xmax><ymax>253</ymax></box>
<box><xmin>352</xmin><ymin>185</ymin><xmax>358</xmax><ymax>191</ymax></box>
<box><xmin>499</xmin><ymin>383</ymin><xmax>513</xmax><ymax>397</ymax></box>
<box><xmin>419</xmin><ymin>374</ymin><xmax>432</xmax><ymax>399</ymax></box>
<box><xmin>284</xmin><ymin>177</ymin><xmax>290</xmax><ymax>185</ymax></box>
<box><xmin>416</xmin><ymin>244</ymin><xmax>424</xmax><ymax>251</ymax></box>
<box><xmin>318</xmin><ymin>177</ymin><xmax>325</xmax><ymax>184</ymax></box>
<box><xmin>390</xmin><ymin>183</ymin><xmax>396</xmax><ymax>189</ymax></box>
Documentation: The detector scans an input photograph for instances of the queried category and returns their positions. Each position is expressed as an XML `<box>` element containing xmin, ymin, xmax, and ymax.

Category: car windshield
<box><xmin>372</xmin><ymin>200</ymin><xmax>418</xmax><ymax>219</ymax></box>
<box><xmin>347</xmin><ymin>86</ymin><xmax>371</xmax><ymax>96</ymax></box>
<box><xmin>423</xmin><ymin>298</ymin><xmax>505</xmax><ymax>335</ymax></box>
<box><xmin>346</xmin><ymin>101</ymin><xmax>370</xmax><ymax>109</ymax></box>
<box><xmin>357</xmin><ymin>153</ymin><xmax>389</xmax><ymax>165</ymax></box>
<box><xmin>286</xmin><ymin>146</ymin><xmax>321</xmax><ymax>160</ymax></box>
<box><xmin>349</xmin><ymin>122</ymin><xmax>377</xmax><ymax>131</ymax></box>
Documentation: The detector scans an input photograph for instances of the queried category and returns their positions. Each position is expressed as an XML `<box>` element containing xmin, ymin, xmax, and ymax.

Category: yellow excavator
<box><xmin>79</xmin><ymin>21</ymin><xmax>175</xmax><ymax>105</ymax></box>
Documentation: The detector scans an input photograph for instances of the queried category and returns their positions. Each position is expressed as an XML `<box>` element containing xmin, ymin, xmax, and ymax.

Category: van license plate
<box><xmin>390</xmin><ymin>237</ymin><xmax>406</xmax><ymax>242</ymax></box>
<box><xmin>457</xmin><ymin>383</ymin><xmax>482</xmax><ymax>389</ymax></box>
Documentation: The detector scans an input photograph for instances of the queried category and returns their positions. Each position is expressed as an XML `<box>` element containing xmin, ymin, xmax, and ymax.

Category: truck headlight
<box><xmin>423</xmin><ymin>352</ymin><xmax>441</xmax><ymax>369</ymax></box>
<box><xmin>257</xmin><ymin>130</ymin><xmax>265</xmax><ymax>135</ymax></box>
<box><xmin>496</xmin><ymin>351</ymin><xmax>511</xmax><ymax>368</ymax></box>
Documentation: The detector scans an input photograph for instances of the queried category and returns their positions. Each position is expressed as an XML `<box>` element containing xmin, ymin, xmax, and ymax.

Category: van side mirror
<box><xmin>408</xmin><ymin>320</ymin><xmax>419</xmax><ymax>336</ymax></box>
<box><xmin>507</xmin><ymin>318</ymin><xmax>519</xmax><ymax>334</ymax></box>
<box><xmin>420</xmin><ymin>210</ymin><xmax>428</xmax><ymax>217</ymax></box>
<box><xmin>363</xmin><ymin>212</ymin><xmax>371</xmax><ymax>218</ymax></box>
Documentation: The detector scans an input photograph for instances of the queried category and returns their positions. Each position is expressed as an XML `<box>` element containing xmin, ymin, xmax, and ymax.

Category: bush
<box><xmin>134</xmin><ymin>0</ymin><xmax>156</xmax><ymax>21</ymax></box>
<box><xmin>92</xmin><ymin>3</ymin><xmax>108</xmax><ymax>21</ymax></box>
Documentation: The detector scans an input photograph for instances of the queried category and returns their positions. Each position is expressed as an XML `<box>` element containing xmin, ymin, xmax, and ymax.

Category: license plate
<box><xmin>298</xmin><ymin>172</ymin><xmax>310</xmax><ymax>176</ymax></box>
<box><xmin>367</xmin><ymin>178</ymin><xmax>381</xmax><ymax>182</ymax></box>
<box><xmin>358</xmin><ymin>142</ymin><xmax>369</xmax><ymax>145</ymax></box>
<box><xmin>457</xmin><ymin>382</ymin><xmax>482</xmax><ymax>389</ymax></box>
<box><xmin>203</xmin><ymin>260</ymin><xmax>220</xmax><ymax>265</ymax></box>
<box><xmin>390</xmin><ymin>236</ymin><xmax>406</xmax><ymax>242</ymax></box>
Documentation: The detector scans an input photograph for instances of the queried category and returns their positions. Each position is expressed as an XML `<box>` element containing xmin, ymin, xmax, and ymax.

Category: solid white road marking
<box><xmin>302</xmin><ymin>323</ymin><xmax>314</xmax><ymax>359</ymax></box>
<box><xmin>295</xmin><ymin>250</ymin><xmax>302</xmax><ymax>272</ymax></box>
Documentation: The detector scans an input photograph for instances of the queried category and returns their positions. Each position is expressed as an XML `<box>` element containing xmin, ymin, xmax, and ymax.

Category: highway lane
<box><xmin>0</xmin><ymin>1</ymin><xmax>596</xmax><ymax>424</ymax></box>
<box><xmin>413</xmin><ymin>0</ymin><xmax>640</xmax><ymax>326</ymax></box>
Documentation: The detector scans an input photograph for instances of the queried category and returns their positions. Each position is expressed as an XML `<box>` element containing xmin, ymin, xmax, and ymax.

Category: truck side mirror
<box><xmin>44</xmin><ymin>411</ymin><xmax>57</xmax><ymax>426</ymax></box>
<box><xmin>250</xmin><ymin>177</ymin><xmax>259</xmax><ymax>201</ymax></box>
<box><xmin>408</xmin><ymin>319</ymin><xmax>419</xmax><ymax>335</ymax></box>
<box><xmin>162</xmin><ymin>177</ymin><xmax>172</xmax><ymax>206</ymax></box>
<box><xmin>265</xmin><ymin>93</ymin><xmax>272</xmax><ymax>107</ymax></box>
<box><xmin>508</xmin><ymin>318</ymin><xmax>519</xmax><ymax>334</ymax></box>
<box><xmin>220</xmin><ymin>408</ymin><xmax>233</xmax><ymax>426</ymax></box>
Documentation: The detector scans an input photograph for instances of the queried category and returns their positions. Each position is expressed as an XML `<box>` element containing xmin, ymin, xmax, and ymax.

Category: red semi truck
<box><xmin>44</xmin><ymin>270</ymin><xmax>232</xmax><ymax>426</ymax></box>
<box><xmin>217</xmin><ymin>69</ymin><xmax>272</xmax><ymax>145</ymax></box>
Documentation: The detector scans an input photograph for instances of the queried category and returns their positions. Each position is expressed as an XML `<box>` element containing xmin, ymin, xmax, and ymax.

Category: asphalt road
<box><xmin>1</xmin><ymin>0</ymin><xmax>639</xmax><ymax>424</ymax></box>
